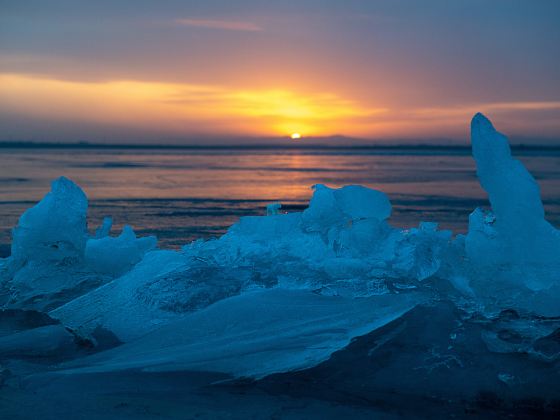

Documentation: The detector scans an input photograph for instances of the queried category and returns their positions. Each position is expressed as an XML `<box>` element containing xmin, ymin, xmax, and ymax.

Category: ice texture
<box><xmin>64</xmin><ymin>289</ymin><xmax>421</xmax><ymax>378</ymax></box>
<box><xmin>266</xmin><ymin>202</ymin><xmax>282</xmax><ymax>216</ymax></box>
<box><xmin>52</xmin><ymin>251</ymin><xmax>204</xmax><ymax>341</ymax></box>
<box><xmin>465</xmin><ymin>113</ymin><xmax>560</xmax><ymax>314</ymax></box>
<box><xmin>85</xmin><ymin>225</ymin><xmax>157</xmax><ymax>276</ymax></box>
<box><xmin>39</xmin><ymin>115</ymin><xmax>560</xmax><ymax>350</ymax></box>
<box><xmin>1</xmin><ymin>113</ymin><xmax>559</xmax><ymax>396</ymax></box>
<box><xmin>0</xmin><ymin>177</ymin><xmax>157</xmax><ymax>311</ymax></box>
<box><xmin>94</xmin><ymin>217</ymin><xmax>112</xmax><ymax>239</ymax></box>
<box><xmin>49</xmin><ymin>184</ymin><xmax>430</xmax><ymax>345</ymax></box>
<box><xmin>10</xmin><ymin>177</ymin><xmax>88</xmax><ymax>266</ymax></box>
<box><xmin>301</xmin><ymin>184</ymin><xmax>391</xmax><ymax>234</ymax></box>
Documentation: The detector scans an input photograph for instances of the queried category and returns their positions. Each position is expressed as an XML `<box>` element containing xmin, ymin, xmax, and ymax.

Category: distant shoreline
<box><xmin>0</xmin><ymin>141</ymin><xmax>559</xmax><ymax>152</ymax></box>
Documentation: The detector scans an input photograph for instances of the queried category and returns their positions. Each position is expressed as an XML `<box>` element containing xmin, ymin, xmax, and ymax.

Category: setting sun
<box><xmin>291</xmin><ymin>133</ymin><xmax>302</xmax><ymax>140</ymax></box>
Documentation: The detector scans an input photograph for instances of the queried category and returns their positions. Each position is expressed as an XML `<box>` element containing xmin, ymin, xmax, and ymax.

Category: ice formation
<box><xmin>10</xmin><ymin>176</ymin><xmax>88</xmax><ymax>266</ymax></box>
<box><xmin>465</xmin><ymin>113</ymin><xmax>560</xmax><ymax>314</ymax></box>
<box><xmin>85</xmin><ymin>224</ymin><xmax>157</xmax><ymax>276</ymax></box>
<box><xmin>0</xmin><ymin>178</ymin><xmax>156</xmax><ymax>311</ymax></box>
<box><xmin>65</xmin><ymin>290</ymin><xmax>421</xmax><ymax>378</ymax></box>
<box><xmin>467</xmin><ymin>112</ymin><xmax>560</xmax><ymax>275</ymax></box>
<box><xmin>0</xmin><ymin>114</ymin><xmax>559</xmax><ymax>392</ymax></box>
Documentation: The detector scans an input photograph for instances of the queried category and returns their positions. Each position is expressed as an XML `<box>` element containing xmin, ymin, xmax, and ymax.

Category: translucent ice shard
<box><xmin>94</xmin><ymin>217</ymin><xmax>113</xmax><ymax>239</ymax></box>
<box><xmin>10</xmin><ymin>177</ymin><xmax>88</xmax><ymax>266</ymax></box>
<box><xmin>392</xmin><ymin>222</ymin><xmax>452</xmax><ymax>281</ymax></box>
<box><xmin>0</xmin><ymin>177</ymin><xmax>100</xmax><ymax>311</ymax></box>
<box><xmin>266</xmin><ymin>202</ymin><xmax>282</xmax><ymax>216</ymax></box>
<box><xmin>85</xmin><ymin>225</ymin><xmax>156</xmax><ymax>276</ymax></box>
<box><xmin>471</xmin><ymin>113</ymin><xmax>545</xmax><ymax>229</ymax></box>
<box><xmin>301</xmin><ymin>184</ymin><xmax>391</xmax><ymax>234</ymax></box>
<box><xmin>466</xmin><ymin>113</ymin><xmax>560</xmax><ymax>310</ymax></box>
<box><xmin>0</xmin><ymin>178</ymin><xmax>157</xmax><ymax>311</ymax></box>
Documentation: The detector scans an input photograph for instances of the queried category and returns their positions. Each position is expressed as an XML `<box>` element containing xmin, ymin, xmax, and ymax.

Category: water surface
<box><xmin>1</xmin><ymin>147</ymin><xmax>559</xmax><ymax>257</ymax></box>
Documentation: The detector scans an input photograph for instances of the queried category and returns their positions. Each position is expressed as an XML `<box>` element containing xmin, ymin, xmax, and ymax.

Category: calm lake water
<box><xmin>0</xmin><ymin>147</ymin><xmax>559</xmax><ymax>257</ymax></box>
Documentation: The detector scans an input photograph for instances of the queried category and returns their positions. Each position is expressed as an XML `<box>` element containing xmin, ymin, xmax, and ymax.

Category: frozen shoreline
<box><xmin>1</xmin><ymin>114</ymin><xmax>559</xmax><ymax>418</ymax></box>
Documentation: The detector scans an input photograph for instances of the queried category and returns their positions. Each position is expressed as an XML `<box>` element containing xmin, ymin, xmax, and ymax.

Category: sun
<box><xmin>291</xmin><ymin>133</ymin><xmax>301</xmax><ymax>140</ymax></box>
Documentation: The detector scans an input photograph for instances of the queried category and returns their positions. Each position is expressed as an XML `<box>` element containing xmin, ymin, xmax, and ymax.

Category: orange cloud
<box><xmin>0</xmin><ymin>73</ymin><xmax>382</xmax><ymax>137</ymax></box>
<box><xmin>2</xmin><ymin>73</ymin><xmax>559</xmax><ymax>142</ymax></box>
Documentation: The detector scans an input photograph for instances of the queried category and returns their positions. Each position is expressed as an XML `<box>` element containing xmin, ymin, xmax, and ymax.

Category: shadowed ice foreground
<box><xmin>1</xmin><ymin>114</ymin><xmax>559</xmax><ymax>418</ymax></box>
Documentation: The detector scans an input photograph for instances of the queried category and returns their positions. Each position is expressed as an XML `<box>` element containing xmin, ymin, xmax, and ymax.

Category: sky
<box><xmin>1</xmin><ymin>0</ymin><xmax>560</xmax><ymax>144</ymax></box>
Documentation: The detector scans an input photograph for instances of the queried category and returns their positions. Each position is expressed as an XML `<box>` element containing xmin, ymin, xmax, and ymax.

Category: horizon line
<box><xmin>1</xmin><ymin>140</ymin><xmax>559</xmax><ymax>151</ymax></box>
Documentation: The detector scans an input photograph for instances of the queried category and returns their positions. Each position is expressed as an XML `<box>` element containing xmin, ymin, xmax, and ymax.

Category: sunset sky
<box><xmin>1</xmin><ymin>0</ymin><xmax>559</xmax><ymax>144</ymax></box>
